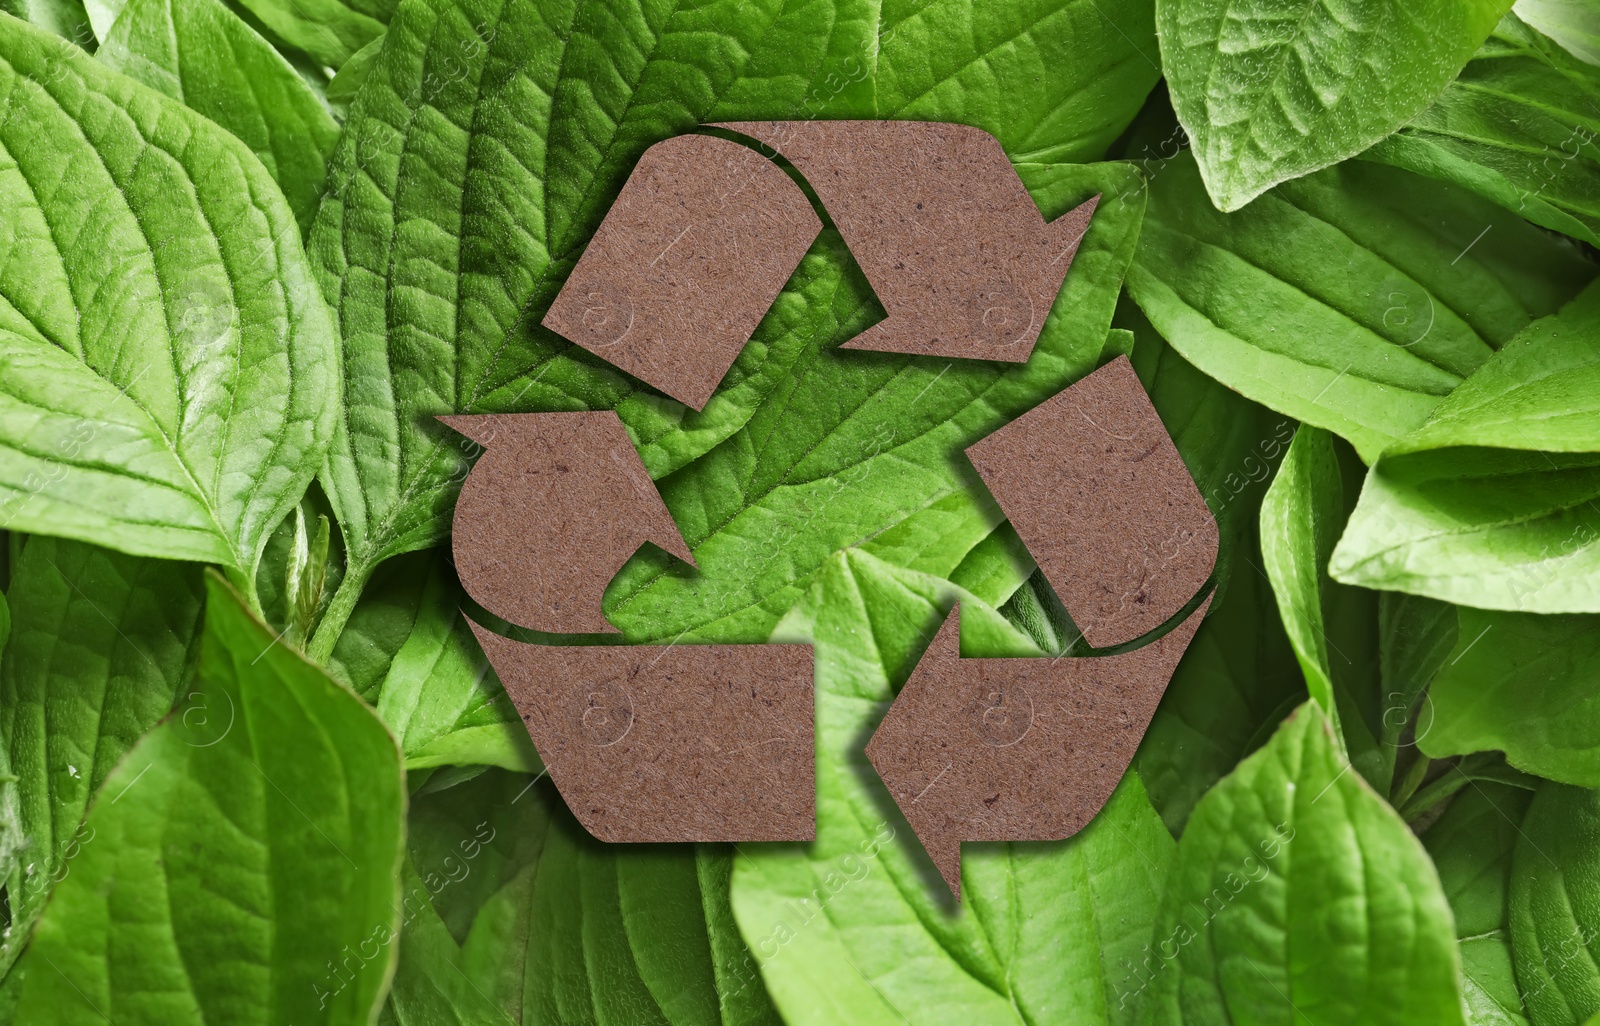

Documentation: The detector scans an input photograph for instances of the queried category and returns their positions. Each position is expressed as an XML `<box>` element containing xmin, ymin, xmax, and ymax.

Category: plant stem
<box><xmin>1400</xmin><ymin>753</ymin><xmax>1497</xmax><ymax>822</ymax></box>
<box><xmin>306</xmin><ymin>560</ymin><xmax>371</xmax><ymax>665</ymax></box>
<box><xmin>1390</xmin><ymin>753</ymin><xmax>1433</xmax><ymax>810</ymax></box>
<box><xmin>225</xmin><ymin>562</ymin><xmax>263</xmax><ymax>616</ymax></box>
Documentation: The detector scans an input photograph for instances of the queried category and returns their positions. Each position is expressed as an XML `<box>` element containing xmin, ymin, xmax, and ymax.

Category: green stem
<box><xmin>1400</xmin><ymin>753</ymin><xmax>1496</xmax><ymax>822</ymax></box>
<box><xmin>1390</xmin><ymin>753</ymin><xmax>1433</xmax><ymax>810</ymax></box>
<box><xmin>225</xmin><ymin>562</ymin><xmax>262</xmax><ymax>616</ymax></box>
<box><xmin>306</xmin><ymin>560</ymin><xmax>372</xmax><ymax>665</ymax></box>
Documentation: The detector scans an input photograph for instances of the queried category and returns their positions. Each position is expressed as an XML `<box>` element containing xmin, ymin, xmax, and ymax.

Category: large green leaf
<box><xmin>1156</xmin><ymin>0</ymin><xmax>1511</xmax><ymax>210</ymax></box>
<box><xmin>0</xmin><ymin>14</ymin><xmax>338</xmax><ymax>578</ymax></box>
<box><xmin>305</xmin><ymin>0</ymin><xmax>1160</xmax><ymax>654</ymax></box>
<box><xmin>1137</xmin><ymin>702</ymin><xmax>1466</xmax><ymax>1026</ymax></box>
<box><xmin>1128</xmin><ymin>150</ymin><xmax>1593</xmax><ymax>463</ymax></box>
<box><xmin>10</xmin><ymin>573</ymin><xmax>405</xmax><ymax>1026</ymax></box>
<box><xmin>382</xmin><ymin>767</ymin><xmax>781</xmax><ymax>1026</ymax></box>
<box><xmin>1424</xmin><ymin>606</ymin><xmax>1600</xmax><ymax>786</ymax></box>
<box><xmin>371</xmin><ymin>555</ymin><xmax>537</xmax><ymax>772</ymax></box>
<box><xmin>1131</xmin><ymin>523</ymin><xmax>1303</xmax><ymax>837</ymax></box>
<box><xmin>325</xmin><ymin>549</ymin><xmax>431</xmax><ymax>699</ymax></box>
<box><xmin>0</xmin><ymin>538</ymin><xmax>203</xmax><ymax>976</ymax></box>
<box><xmin>1365</xmin><ymin>15</ymin><xmax>1600</xmax><ymax>248</ymax></box>
<box><xmin>1164</xmin><ymin>0</ymin><xmax>1510</xmax><ymax>211</ymax></box>
<box><xmin>1424</xmin><ymin>782</ymin><xmax>1535</xmax><ymax>1026</ymax></box>
<box><xmin>1259</xmin><ymin>426</ymin><xmax>1384</xmax><ymax>785</ymax></box>
<box><xmin>1377</xmin><ymin>591</ymin><xmax>1458</xmax><ymax>755</ymax></box>
<box><xmin>0</xmin><ymin>0</ymin><xmax>89</xmax><ymax>44</ymax></box>
<box><xmin>1509</xmin><ymin>781</ymin><xmax>1600</xmax><ymax>1026</ymax></box>
<box><xmin>1515</xmin><ymin>0</ymin><xmax>1600</xmax><ymax>64</ymax></box>
<box><xmin>1331</xmin><ymin>281</ymin><xmax>1600</xmax><ymax>612</ymax></box>
<box><xmin>729</xmin><ymin>550</ymin><xmax>1173</xmax><ymax>1026</ymax></box>
<box><xmin>89</xmin><ymin>0</ymin><xmax>340</xmax><ymax>231</ymax></box>
<box><xmin>232</xmin><ymin>0</ymin><xmax>390</xmax><ymax>67</ymax></box>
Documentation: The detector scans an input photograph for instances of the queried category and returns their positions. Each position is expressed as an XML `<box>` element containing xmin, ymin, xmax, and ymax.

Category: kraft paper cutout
<box><xmin>715</xmin><ymin>120</ymin><xmax>1099</xmax><ymax>362</ymax></box>
<box><xmin>966</xmin><ymin>355</ymin><xmax>1219</xmax><ymax>649</ymax></box>
<box><xmin>468</xmin><ymin>621</ymin><xmax>815</xmax><ymax>841</ymax></box>
<box><xmin>439</xmin><ymin>411</ymin><xmax>693</xmax><ymax>634</ymax></box>
<box><xmin>866</xmin><ymin>597</ymin><xmax>1212</xmax><ymax>898</ymax></box>
<box><xmin>542</xmin><ymin>132</ymin><xmax>821</xmax><ymax>411</ymax></box>
<box><xmin>452</xmin><ymin>134</ymin><xmax>1215</xmax><ymax>866</ymax></box>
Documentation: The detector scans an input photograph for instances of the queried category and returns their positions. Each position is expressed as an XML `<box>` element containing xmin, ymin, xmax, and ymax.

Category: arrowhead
<box><xmin>436</xmin><ymin>413</ymin><xmax>499</xmax><ymax>445</ymax></box>
<box><xmin>713</xmin><ymin>121</ymin><xmax>1099</xmax><ymax>362</ymax></box>
<box><xmin>1041</xmin><ymin>193</ymin><xmax>1100</xmax><ymax>277</ymax></box>
<box><xmin>865</xmin><ymin>606</ymin><xmax>967</xmax><ymax>897</ymax></box>
<box><xmin>443</xmin><ymin>411</ymin><xmax>694</xmax><ymax>633</ymax></box>
<box><xmin>866</xmin><ymin>598</ymin><xmax>1213</xmax><ymax>900</ymax></box>
<box><xmin>467</xmin><ymin>619</ymin><xmax>815</xmax><ymax>842</ymax></box>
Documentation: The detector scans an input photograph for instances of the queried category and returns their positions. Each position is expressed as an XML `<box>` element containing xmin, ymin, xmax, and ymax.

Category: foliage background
<box><xmin>0</xmin><ymin>0</ymin><xmax>1598</xmax><ymax>1023</ymax></box>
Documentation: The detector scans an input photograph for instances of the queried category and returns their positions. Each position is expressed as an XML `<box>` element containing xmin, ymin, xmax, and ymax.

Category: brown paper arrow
<box><xmin>542</xmin><ymin>132</ymin><xmax>821</xmax><ymax>411</ymax></box>
<box><xmin>966</xmin><ymin>355</ymin><xmax>1219</xmax><ymax>648</ymax></box>
<box><xmin>715</xmin><ymin>120</ymin><xmax>1098</xmax><ymax>362</ymax></box>
<box><xmin>440</xmin><ymin>412</ymin><xmax>693</xmax><ymax>634</ymax></box>
<box><xmin>866</xmin><ymin>598</ymin><xmax>1210</xmax><ymax>898</ymax></box>
<box><xmin>469</xmin><ymin>622</ymin><xmax>814</xmax><ymax>841</ymax></box>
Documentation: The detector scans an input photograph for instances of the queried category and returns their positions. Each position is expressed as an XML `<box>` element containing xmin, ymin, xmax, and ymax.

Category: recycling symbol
<box><xmin>446</xmin><ymin>122</ymin><xmax>1217</xmax><ymax>898</ymax></box>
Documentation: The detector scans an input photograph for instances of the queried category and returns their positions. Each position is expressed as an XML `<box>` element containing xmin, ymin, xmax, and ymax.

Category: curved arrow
<box><xmin>966</xmin><ymin>355</ymin><xmax>1219</xmax><ymax>648</ymax></box>
<box><xmin>542</xmin><ymin>132</ymin><xmax>821</xmax><ymax>410</ymax></box>
<box><xmin>865</xmin><ymin>598</ymin><xmax>1211</xmax><ymax>898</ymax></box>
<box><xmin>469</xmin><ymin>622</ymin><xmax>814</xmax><ymax>841</ymax></box>
<box><xmin>715</xmin><ymin>120</ymin><xmax>1099</xmax><ymax>362</ymax></box>
<box><xmin>440</xmin><ymin>411</ymin><xmax>693</xmax><ymax>634</ymax></box>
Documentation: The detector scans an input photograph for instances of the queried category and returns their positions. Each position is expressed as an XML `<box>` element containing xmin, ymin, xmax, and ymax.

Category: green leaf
<box><xmin>383</xmin><ymin>767</ymin><xmax>780</xmax><ymax>1026</ymax></box>
<box><xmin>0</xmin><ymin>537</ymin><xmax>203</xmax><ymax>976</ymax></box>
<box><xmin>730</xmin><ymin>550</ymin><xmax>1172</xmax><ymax>1026</ymax></box>
<box><xmin>1132</xmin><ymin>522</ymin><xmax>1304</xmax><ymax>836</ymax></box>
<box><xmin>1423</xmin><ymin>605</ymin><xmax>1600</xmax><ymax>786</ymax></box>
<box><xmin>89</xmin><ymin>0</ymin><xmax>341</xmax><ymax>232</ymax></box>
<box><xmin>231</xmin><ymin>0</ymin><xmax>390</xmax><ymax>67</ymax></box>
<box><xmin>1157</xmin><ymin>0</ymin><xmax>1511</xmax><ymax>210</ymax></box>
<box><xmin>0</xmin><ymin>14</ymin><xmax>339</xmax><ymax>577</ymax></box>
<box><xmin>306</xmin><ymin>0</ymin><xmax>1160</xmax><ymax>647</ymax></box>
<box><xmin>1424</xmin><ymin>781</ymin><xmax>1535</xmax><ymax>1026</ymax></box>
<box><xmin>1127</xmin><ymin>149</ymin><xmax>1594</xmax><ymax>462</ymax></box>
<box><xmin>1331</xmin><ymin>281</ymin><xmax>1600</xmax><ymax>612</ymax></box>
<box><xmin>371</xmin><ymin>555</ymin><xmax>537</xmax><ymax>772</ymax></box>
<box><xmin>1365</xmin><ymin>14</ymin><xmax>1600</xmax><ymax>249</ymax></box>
<box><xmin>1259</xmin><ymin>426</ymin><xmax>1384</xmax><ymax>785</ymax></box>
<box><xmin>326</xmin><ymin>549</ymin><xmax>432</xmax><ymax>699</ymax></box>
<box><xmin>0</xmin><ymin>0</ymin><xmax>90</xmax><ymax>45</ymax></box>
<box><xmin>1515</xmin><ymin>0</ymin><xmax>1600</xmax><ymax>65</ymax></box>
<box><xmin>1509</xmin><ymin>781</ymin><xmax>1600</xmax><ymax>1026</ymax></box>
<box><xmin>323</xmin><ymin>27</ymin><xmax>380</xmax><ymax>108</ymax></box>
<box><xmin>377</xmin><ymin>861</ymin><xmax>512</xmax><ymax>1026</ymax></box>
<box><xmin>1137</xmin><ymin>702</ymin><xmax>1466</xmax><ymax>1026</ymax></box>
<box><xmin>11</xmin><ymin>572</ymin><xmax>405</xmax><ymax>1025</ymax></box>
<box><xmin>1377</xmin><ymin>591</ymin><xmax>1459</xmax><ymax>754</ymax></box>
